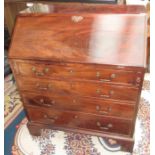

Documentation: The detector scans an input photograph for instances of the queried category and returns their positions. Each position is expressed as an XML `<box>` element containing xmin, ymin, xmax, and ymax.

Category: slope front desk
<box><xmin>8</xmin><ymin>3</ymin><xmax>147</xmax><ymax>152</ymax></box>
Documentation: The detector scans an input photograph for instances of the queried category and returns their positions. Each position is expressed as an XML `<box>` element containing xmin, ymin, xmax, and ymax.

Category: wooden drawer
<box><xmin>22</xmin><ymin>92</ymin><xmax>135</xmax><ymax>119</ymax></box>
<box><xmin>26</xmin><ymin>106</ymin><xmax>133</xmax><ymax>136</ymax></box>
<box><xmin>17</xmin><ymin>77</ymin><xmax>139</xmax><ymax>102</ymax></box>
<box><xmin>11</xmin><ymin>60</ymin><xmax>143</xmax><ymax>87</ymax></box>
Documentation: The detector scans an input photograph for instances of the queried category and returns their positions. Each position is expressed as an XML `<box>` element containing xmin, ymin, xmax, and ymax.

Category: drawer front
<box><xmin>18</xmin><ymin>77</ymin><xmax>139</xmax><ymax>101</ymax></box>
<box><xmin>26</xmin><ymin>106</ymin><xmax>132</xmax><ymax>136</ymax></box>
<box><xmin>22</xmin><ymin>92</ymin><xmax>135</xmax><ymax>119</ymax></box>
<box><xmin>12</xmin><ymin>60</ymin><xmax>143</xmax><ymax>86</ymax></box>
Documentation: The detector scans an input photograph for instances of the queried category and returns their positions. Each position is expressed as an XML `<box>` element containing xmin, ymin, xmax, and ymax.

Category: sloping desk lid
<box><xmin>8</xmin><ymin>3</ymin><xmax>147</xmax><ymax>67</ymax></box>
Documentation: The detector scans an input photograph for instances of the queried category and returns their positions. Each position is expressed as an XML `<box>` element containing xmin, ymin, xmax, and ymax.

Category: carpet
<box><xmin>4</xmin><ymin>74</ymin><xmax>23</xmax><ymax>129</ymax></box>
<box><xmin>4</xmin><ymin>74</ymin><xmax>150</xmax><ymax>155</ymax></box>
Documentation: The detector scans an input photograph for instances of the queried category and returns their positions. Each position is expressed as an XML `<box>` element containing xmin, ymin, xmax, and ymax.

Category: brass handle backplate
<box><xmin>36</xmin><ymin>83</ymin><xmax>52</xmax><ymax>91</ymax></box>
<box><xmin>32</xmin><ymin>67</ymin><xmax>49</xmax><ymax>76</ymax></box>
<box><xmin>136</xmin><ymin>77</ymin><xmax>141</xmax><ymax>83</ymax></box>
<box><xmin>97</xmin><ymin>122</ymin><xmax>113</xmax><ymax>130</ymax></box>
<box><xmin>39</xmin><ymin>98</ymin><xmax>55</xmax><ymax>107</ymax></box>
<box><xmin>96</xmin><ymin>89</ymin><xmax>114</xmax><ymax>98</ymax></box>
<box><xmin>43</xmin><ymin>114</ymin><xmax>58</xmax><ymax>122</ymax></box>
<box><xmin>96</xmin><ymin>72</ymin><xmax>116</xmax><ymax>82</ymax></box>
<box><xmin>71</xmin><ymin>16</ymin><xmax>84</xmax><ymax>23</ymax></box>
<box><xmin>96</xmin><ymin>105</ymin><xmax>111</xmax><ymax>114</ymax></box>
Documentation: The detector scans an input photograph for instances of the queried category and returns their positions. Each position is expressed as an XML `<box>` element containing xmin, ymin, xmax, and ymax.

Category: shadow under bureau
<box><xmin>8</xmin><ymin>3</ymin><xmax>147</xmax><ymax>152</ymax></box>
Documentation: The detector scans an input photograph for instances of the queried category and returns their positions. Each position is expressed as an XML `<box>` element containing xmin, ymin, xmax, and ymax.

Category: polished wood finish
<box><xmin>26</xmin><ymin>105</ymin><xmax>133</xmax><ymax>136</ymax></box>
<box><xmin>17</xmin><ymin>77</ymin><xmax>139</xmax><ymax>101</ymax></box>
<box><xmin>9</xmin><ymin>4</ymin><xmax>147</xmax><ymax>67</ymax></box>
<box><xmin>22</xmin><ymin>92</ymin><xmax>135</xmax><ymax>119</ymax></box>
<box><xmin>8</xmin><ymin>4</ymin><xmax>147</xmax><ymax>153</ymax></box>
<box><xmin>12</xmin><ymin>59</ymin><xmax>144</xmax><ymax>86</ymax></box>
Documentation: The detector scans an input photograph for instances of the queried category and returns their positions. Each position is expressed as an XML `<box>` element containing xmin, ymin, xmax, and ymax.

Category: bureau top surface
<box><xmin>9</xmin><ymin>4</ymin><xmax>147</xmax><ymax>67</ymax></box>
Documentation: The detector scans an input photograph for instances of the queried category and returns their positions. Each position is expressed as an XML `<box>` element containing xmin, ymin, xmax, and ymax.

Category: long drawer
<box><xmin>26</xmin><ymin>106</ymin><xmax>133</xmax><ymax>136</ymax></box>
<box><xmin>22</xmin><ymin>92</ymin><xmax>135</xmax><ymax>119</ymax></box>
<box><xmin>17</xmin><ymin>77</ymin><xmax>139</xmax><ymax>102</ymax></box>
<box><xmin>11</xmin><ymin>60</ymin><xmax>143</xmax><ymax>86</ymax></box>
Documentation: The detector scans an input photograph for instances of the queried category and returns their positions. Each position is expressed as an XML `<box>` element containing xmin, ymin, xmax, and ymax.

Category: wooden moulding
<box><xmin>27</xmin><ymin>121</ymin><xmax>134</xmax><ymax>152</ymax></box>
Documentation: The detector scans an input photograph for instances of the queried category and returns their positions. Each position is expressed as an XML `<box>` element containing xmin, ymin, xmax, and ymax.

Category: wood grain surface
<box><xmin>22</xmin><ymin>92</ymin><xmax>135</xmax><ymax>119</ymax></box>
<box><xmin>26</xmin><ymin>105</ymin><xmax>133</xmax><ymax>136</ymax></box>
<box><xmin>9</xmin><ymin>4</ymin><xmax>147</xmax><ymax>67</ymax></box>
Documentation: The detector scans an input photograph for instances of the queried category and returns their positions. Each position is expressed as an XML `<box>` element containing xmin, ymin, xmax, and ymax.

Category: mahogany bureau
<box><xmin>8</xmin><ymin>3</ymin><xmax>147</xmax><ymax>152</ymax></box>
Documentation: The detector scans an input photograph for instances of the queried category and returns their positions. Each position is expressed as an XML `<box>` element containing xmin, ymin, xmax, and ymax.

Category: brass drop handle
<box><xmin>71</xmin><ymin>16</ymin><xmax>84</xmax><ymax>23</ymax></box>
<box><xmin>96</xmin><ymin>72</ymin><xmax>116</xmax><ymax>82</ymax></box>
<box><xmin>96</xmin><ymin>89</ymin><xmax>114</xmax><ymax>98</ymax></box>
<box><xmin>36</xmin><ymin>72</ymin><xmax>44</xmax><ymax>76</ymax></box>
<box><xmin>100</xmin><ymin>94</ymin><xmax>111</xmax><ymax>98</ymax></box>
<box><xmin>32</xmin><ymin>67</ymin><xmax>49</xmax><ymax>76</ymax></box>
<box><xmin>96</xmin><ymin>89</ymin><xmax>101</xmax><ymax>94</ymax></box>
<box><xmin>100</xmin><ymin>79</ymin><xmax>111</xmax><ymax>82</ymax></box>
<box><xmin>100</xmin><ymin>90</ymin><xmax>114</xmax><ymax>98</ymax></box>
<box><xmin>36</xmin><ymin>83</ymin><xmax>52</xmax><ymax>90</ymax></box>
<box><xmin>96</xmin><ymin>72</ymin><xmax>100</xmax><ymax>77</ymax></box>
<box><xmin>96</xmin><ymin>105</ymin><xmax>111</xmax><ymax>114</ymax></box>
<box><xmin>96</xmin><ymin>122</ymin><xmax>113</xmax><ymax>130</ymax></box>
<box><xmin>136</xmin><ymin>77</ymin><xmax>141</xmax><ymax>83</ymax></box>
<box><xmin>39</xmin><ymin>98</ymin><xmax>55</xmax><ymax>107</ymax></box>
<box><xmin>43</xmin><ymin>114</ymin><xmax>58</xmax><ymax>122</ymax></box>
